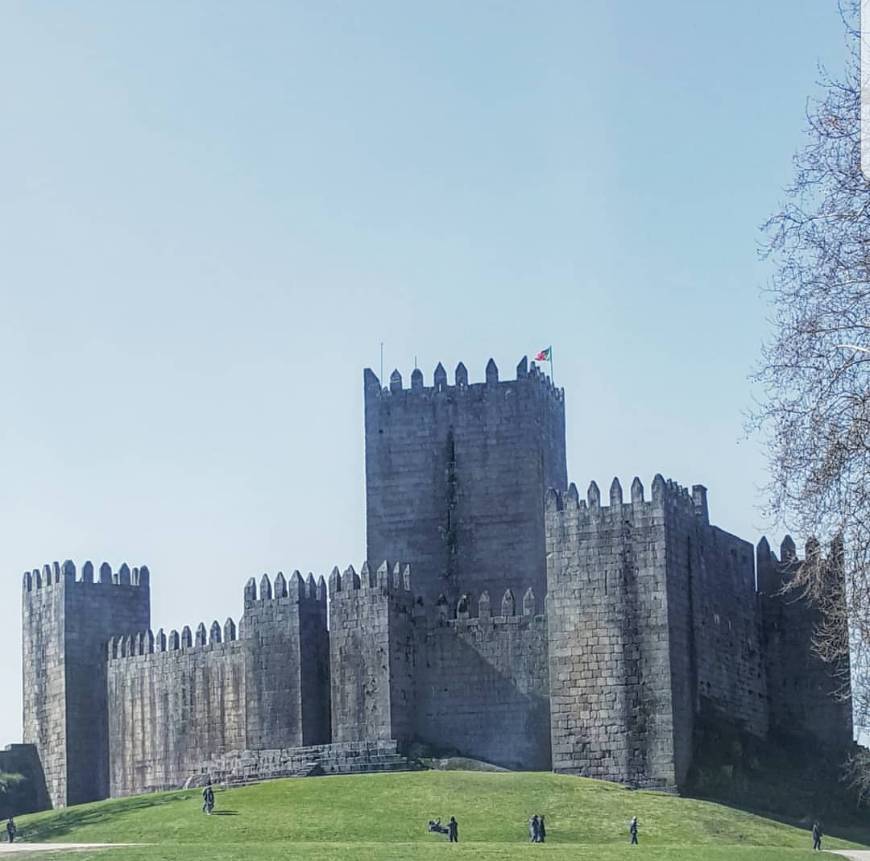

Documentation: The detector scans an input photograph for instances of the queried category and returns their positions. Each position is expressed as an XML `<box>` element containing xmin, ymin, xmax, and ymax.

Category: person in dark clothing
<box><xmin>6</xmin><ymin>818</ymin><xmax>16</xmax><ymax>844</ymax></box>
<box><xmin>538</xmin><ymin>814</ymin><xmax>546</xmax><ymax>843</ymax></box>
<box><xmin>629</xmin><ymin>816</ymin><xmax>638</xmax><ymax>845</ymax></box>
<box><xmin>448</xmin><ymin>816</ymin><xmax>459</xmax><ymax>843</ymax></box>
<box><xmin>202</xmin><ymin>779</ymin><xmax>215</xmax><ymax>815</ymax></box>
<box><xmin>812</xmin><ymin>821</ymin><xmax>822</xmax><ymax>851</ymax></box>
<box><xmin>529</xmin><ymin>815</ymin><xmax>539</xmax><ymax>843</ymax></box>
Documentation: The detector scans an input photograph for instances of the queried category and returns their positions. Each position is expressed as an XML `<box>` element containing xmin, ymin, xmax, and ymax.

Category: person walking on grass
<box><xmin>538</xmin><ymin>814</ymin><xmax>546</xmax><ymax>843</ymax></box>
<box><xmin>812</xmin><ymin>820</ymin><xmax>822</xmax><ymax>851</ymax></box>
<box><xmin>448</xmin><ymin>816</ymin><xmax>459</xmax><ymax>843</ymax></box>
<box><xmin>6</xmin><ymin>817</ymin><xmax>16</xmax><ymax>844</ymax></box>
<box><xmin>528</xmin><ymin>814</ymin><xmax>539</xmax><ymax>843</ymax></box>
<box><xmin>629</xmin><ymin>816</ymin><xmax>638</xmax><ymax>845</ymax></box>
<box><xmin>202</xmin><ymin>779</ymin><xmax>215</xmax><ymax>815</ymax></box>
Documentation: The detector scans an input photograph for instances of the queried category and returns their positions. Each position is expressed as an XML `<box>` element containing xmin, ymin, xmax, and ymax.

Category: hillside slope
<box><xmin>14</xmin><ymin>771</ymin><xmax>870</xmax><ymax>860</ymax></box>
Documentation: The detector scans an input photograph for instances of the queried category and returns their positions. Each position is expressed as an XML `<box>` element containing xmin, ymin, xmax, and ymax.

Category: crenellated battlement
<box><xmin>546</xmin><ymin>474</ymin><xmax>707</xmax><ymax>529</ymax></box>
<box><xmin>22</xmin><ymin>560</ymin><xmax>150</xmax><ymax>594</ymax></box>
<box><xmin>327</xmin><ymin>561</ymin><xmax>412</xmax><ymax>600</ymax></box>
<box><xmin>430</xmin><ymin>585</ymin><xmax>541</xmax><ymax>624</ymax></box>
<box><xmin>756</xmin><ymin>533</ymin><xmax>839</xmax><ymax>596</ymax></box>
<box><xmin>243</xmin><ymin>570</ymin><xmax>327</xmax><ymax>609</ymax></box>
<box><xmin>363</xmin><ymin>356</ymin><xmax>564</xmax><ymax>404</ymax></box>
<box><xmin>107</xmin><ymin>617</ymin><xmax>239</xmax><ymax>662</ymax></box>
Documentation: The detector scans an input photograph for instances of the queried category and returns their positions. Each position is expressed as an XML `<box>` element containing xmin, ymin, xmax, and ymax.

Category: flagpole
<box><xmin>550</xmin><ymin>348</ymin><xmax>555</xmax><ymax>384</ymax></box>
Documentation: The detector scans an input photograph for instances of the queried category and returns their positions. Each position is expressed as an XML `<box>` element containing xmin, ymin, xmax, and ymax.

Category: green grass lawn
<box><xmin>13</xmin><ymin>770</ymin><xmax>870</xmax><ymax>860</ymax></box>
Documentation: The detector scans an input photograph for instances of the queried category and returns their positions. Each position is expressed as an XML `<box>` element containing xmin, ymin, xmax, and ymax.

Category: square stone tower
<box><xmin>364</xmin><ymin>357</ymin><xmax>567</xmax><ymax>607</ymax></box>
<box><xmin>22</xmin><ymin>561</ymin><xmax>150</xmax><ymax>807</ymax></box>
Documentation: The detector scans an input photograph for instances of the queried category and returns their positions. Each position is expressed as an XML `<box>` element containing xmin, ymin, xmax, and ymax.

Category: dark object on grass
<box><xmin>812</xmin><ymin>820</ymin><xmax>823</xmax><ymax>851</ymax></box>
<box><xmin>427</xmin><ymin>818</ymin><xmax>449</xmax><ymax>836</ymax></box>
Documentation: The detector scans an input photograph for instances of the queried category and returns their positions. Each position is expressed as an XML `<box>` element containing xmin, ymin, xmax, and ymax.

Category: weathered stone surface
<box><xmin>106</xmin><ymin>572</ymin><xmax>330</xmax><ymax>797</ymax></box>
<box><xmin>19</xmin><ymin>359</ymin><xmax>853</xmax><ymax>807</ymax></box>
<box><xmin>22</xmin><ymin>566</ymin><xmax>149</xmax><ymax>807</ymax></box>
<box><xmin>363</xmin><ymin>359</ymin><xmax>567</xmax><ymax>607</ymax></box>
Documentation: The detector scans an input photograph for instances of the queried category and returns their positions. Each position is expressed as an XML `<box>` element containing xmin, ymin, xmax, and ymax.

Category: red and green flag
<box><xmin>535</xmin><ymin>346</ymin><xmax>551</xmax><ymax>362</ymax></box>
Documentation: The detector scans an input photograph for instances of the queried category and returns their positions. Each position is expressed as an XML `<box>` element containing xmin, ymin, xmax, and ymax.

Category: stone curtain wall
<box><xmin>364</xmin><ymin>357</ymin><xmax>567</xmax><ymax>608</ymax></box>
<box><xmin>417</xmin><ymin>590</ymin><xmax>551</xmax><ymax>770</ymax></box>
<box><xmin>328</xmin><ymin>562</ymin><xmax>416</xmax><ymax>745</ymax></box>
<box><xmin>758</xmin><ymin>538</ymin><xmax>854</xmax><ymax>749</ymax></box>
<box><xmin>545</xmin><ymin>478</ymin><xmax>677</xmax><ymax>788</ymax></box>
<box><xmin>22</xmin><ymin>562</ymin><xmax>150</xmax><ymax>807</ymax></box>
<box><xmin>107</xmin><ymin>628</ymin><xmax>246</xmax><ymax>795</ymax></box>
<box><xmin>107</xmin><ymin>571</ymin><xmax>331</xmax><ymax>796</ymax></box>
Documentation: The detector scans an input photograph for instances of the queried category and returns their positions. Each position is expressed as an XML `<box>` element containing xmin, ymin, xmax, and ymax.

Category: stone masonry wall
<box><xmin>417</xmin><ymin>588</ymin><xmax>551</xmax><ymax>770</ymax></box>
<box><xmin>328</xmin><ymin>562</ymin><xmax>416</xmax><ymax>745</ymax></box>
<box><xmin>546</xmin><ymin>476</ymin><xmax>781</xmax><ymax>790</ymax></box>
<box><xmin>758</xmin><ymin>537</ymin><xmax>853</xmax><ymax>749</ymax></box>
<box><xmin>21</xmin><ymin>566</ymin><xmax>66</xmax><ymax>808</ymax></box>
<box><xmin>0</xmin><ymin>744</ymin><xmax>50</xmax><ymax>814</ymax></box>
<box><xmin>242</xmin><ymin>571</ymin><xmax>330</xmax><ymax>749</ymax></box>
<box><xmin>107</xmin><ymin>570</ymin><xmax>331</xmax><ymax>796</ymax></box>
<box><xmin>659</xmin><ymin>485</ymin><xmax>768</xmax><ymax>785</ymax></box>
<box><xmin>364</xmin><ymin>357</ymin><xmax>567</xmax><ymax>608</ymax></box>
<box><xmin>545</xmin><ymin>478</ymin><xmax>677</xmax><ymax>788</ymax></box>
<box><xmin>107</xmin><ymin>623</ymin><xmax>246</xmax><ymax>795</ymax></box>
<box><xmin>22</xmin><ymin>561</ymin><xmax>150</xmax><ymax>807</ymax></box>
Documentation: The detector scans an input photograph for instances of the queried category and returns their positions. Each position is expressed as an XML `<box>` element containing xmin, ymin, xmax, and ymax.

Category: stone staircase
<box><xmin>193</xmin><ymin>740</ymin><xmax>416</xmax><ymax>788</ymax></box>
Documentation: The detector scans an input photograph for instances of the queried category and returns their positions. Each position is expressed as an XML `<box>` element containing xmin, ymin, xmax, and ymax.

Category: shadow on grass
<box><xmin>22</xmin><ymin>793</ymin><xmax>193</xmax><ymax>844</ymax></box>
<box><xmin>210</xmin><ymin>811</ymin><xmax>239</xmax><ymax>816</ymax></box>
<box><xmin>682</xmin><ymin>792</ymin><xmax>870</xmax><ymax>849</ymax></box>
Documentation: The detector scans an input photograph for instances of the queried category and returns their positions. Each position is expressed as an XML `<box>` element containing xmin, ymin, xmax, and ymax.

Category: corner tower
<box><xmin>22</xmin><ymin>561</ymin><xmax>150</xmax><ymax>807</ymax></box>
<box><xmin>364</xmin><ymin>357</ymin><xmax>567</xmax><ymax>606</ymax></box>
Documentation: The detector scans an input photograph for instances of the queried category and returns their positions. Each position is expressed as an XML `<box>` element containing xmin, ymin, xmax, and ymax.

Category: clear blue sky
<box><xmin>0</xmin><ymin>2</ymin><xmax>850</xmax><ymax>745</ymax></box>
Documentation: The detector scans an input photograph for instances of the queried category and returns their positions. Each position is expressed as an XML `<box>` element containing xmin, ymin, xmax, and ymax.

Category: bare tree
<box><xmin>754</xmin><ymin>0</ymin><xmax>870</xmax><ymax>788</ymax></box>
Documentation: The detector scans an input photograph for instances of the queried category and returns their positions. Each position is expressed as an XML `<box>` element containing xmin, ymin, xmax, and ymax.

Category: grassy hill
<box><xmin>13</xmin><ymin>770</ymin><xmax>870</xmax><ymax>860</ymax></box>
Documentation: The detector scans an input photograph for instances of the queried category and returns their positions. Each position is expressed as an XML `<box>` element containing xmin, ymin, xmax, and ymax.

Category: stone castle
<box><xmin>20</xmin><ymin>357</ymin><xmax>853</xmax><ymax>808</ymax></box>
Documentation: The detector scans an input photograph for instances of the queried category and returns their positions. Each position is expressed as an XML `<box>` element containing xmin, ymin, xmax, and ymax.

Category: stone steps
<box><xmin>194</xmin><ymin>740</ymin><xmax>417</xmax><ymax>789</ymax></box>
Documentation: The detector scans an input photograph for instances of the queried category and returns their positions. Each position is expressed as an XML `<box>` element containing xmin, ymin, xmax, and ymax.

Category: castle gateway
<box><xmin>21</xmin><ymin>358</ymin><xmax>852</xmax><ymax>806</ymax></box>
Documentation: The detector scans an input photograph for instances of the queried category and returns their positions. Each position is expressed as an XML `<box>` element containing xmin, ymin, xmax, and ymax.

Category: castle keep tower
<box><xmin>364</xmin><ymin>358</ymin><xmax>567</xmax><ymax>606</ymax></box>
<box><xmin>22</xmin><ymin>561</ymin><xmax>150</xmax><ymax>807</ymax></box>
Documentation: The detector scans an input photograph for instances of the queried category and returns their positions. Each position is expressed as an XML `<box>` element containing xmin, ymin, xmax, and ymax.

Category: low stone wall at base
<box><xmin>111</xmin><ymin>740</ymin><xmax>410</xmax><ymax>795</ymax></box>
<box><xmin>0</xmin><ymin>744</ymin><xmax>51</xmax><ymax>815</ymax></box>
